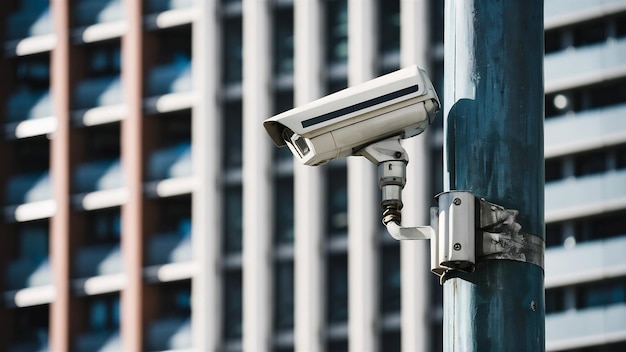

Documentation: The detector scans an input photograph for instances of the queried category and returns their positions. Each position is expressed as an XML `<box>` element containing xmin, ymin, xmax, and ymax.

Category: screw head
<box><xmin>453</xmin><ymin>243</ymin><xmax>462</xmax><ymax>251</ymax></box>
<box><xmin>453</xmin><ymin>198</ymin><xmax>462</xmax><ymax>206</ymax></box>
<box><xmin>394</xmin><ymin>151</ymin><xmax>403</xmax><ymax>159</ymax></box>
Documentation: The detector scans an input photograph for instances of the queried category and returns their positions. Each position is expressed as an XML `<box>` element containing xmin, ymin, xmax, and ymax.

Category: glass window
<box><xmin>15</xmin><ymin>135</ymin><xmax>49</xmax><ymax>173</ymax></box>
<box><xmin>576</xmin><ymin>278</ymin><xmax>626</xmax><ymax>309</ymax></box>
<box><xmin>616</xmin><ymin>144</ymin><xmax>626</xmax><ymax>170</ymax></box>
<box><xmin>274</xmin><ymin>261</ymin><xmax>294</xmax><ymax>331</ymax></box>
<box><xmin>587</xmin><ymin>79</ymin><xmax>626</xmax><ymax>110</ymax></box>
<box><xmin>545</xmin><ymin>287</ymin><xmax>565</xmax><ymax>313</ymax></box>
<box><xmin>327</xmin><ymin>339</ymin><xmax>348</xmax><ymax>352</ymax></box>
<box><xmin>545</xmin><ymin>222</ymin><xmax>563</xmax><ymax>247</ymax></box>
<box><xmin>12</xmin><ymin>304</ymin><xmax>49</xmax><ymax>347</ymax></box>
<box><xmin>378</xmin><ymin>0</ymin><xmax>400</xmax><ymax>57</ymax></box>
<box><xmin>159</xmin><ymin>195</ymin><xmax>191</xmax><ymax>236</ymax></box>
<box><xmin>326</xmin><ymin>167</ymin><xmax>348</xmax><ymax>235</ymax></box>
<box><xmin>574</xmin><ymin>150</ymin><xmax>606</xmax><ymax>177</ymax></box>
<box><xmin>156</xmin><ymin>112</ymin><xmax>191</xmax><ymax>148</ymax></box>
<box><xmin>85</xmin><ymin>41</ymin><xmax>121</xmax><ymax>78</ymax></box>
<box><xmin>573</xmin><ymin>19</ymin><xmax>606</xmax><ymax>47</ymax></box>
<box><xmin>544</xmin><ymin>30</ymin><xmax>561</xmax><ymax>54</ymax></box>
<box><xmin>617</xmin><ymin>14</ymin><xmax>626</xmax><ymax>38</ymax></box>
<box><xmin>86</xmin><ymin>208</ymin><xmax>121</xmax><ymax>245</ymax></box>
<box><xmin>327</xmin><ymin>254</ymin><xmax>348</xmax><ymax>323</ymax></box>
<box><xmin>325</xmin><ymin>0</ymin><xmax>348</xmax><ymax>66</ymax></box>
<box><xmin>223</xmin><ymin>101</ymin><xmax>243</xmax><ymax>169</ymax></box>
<box><xmin>14</xmin><ymin>53</ymin><xmax>50</xmax><ymax>91</ymax></box>
<box><xmin>157</xmin><ymin>280</ymin><xmax>191</xmax><ymax>318</ymax></box>
<box><xmin>381</xmin><ymin>244</ymin><xmax>401</xmax><ymax>313</ymax></box>
<box><xmin>274</xmin><ymin>177</ymin><xmax>294</xmax><ymax>244</ymax></box>
<box><xmin>86</xmin><ymin>294</ymin><xmax>120</xmax><ymax>331</ymax></box>
<box><xmin>223</xmin><ymin>17</ymin><xmax>243</xmax><ymax>84</ymax></box>
<box><xmin>545</xmin><ymin>158</ymin><xmax>562</xmax><ymax>183</ymax></box>
<box><xmin>381</xmin><ymin>330</ymin><xmax>401</xmax><ymax>352</ymax></box>
<box><xmin>273</xmin><ymin>7</ymin><xmax>294</xmax><ymax>77</ymax></box>
<box><xmin>224</xmin><ymin>269</ymin><xmax>243</xmax><ymax>339</ymax></box>
<box><xmin>18</xmin><ymin>221</ymin><xmax>49</xmax><ymax>263</ymax></box>
<box><xmin>224</xmin><ymin>185</ymin><xmax>243</xmax><ymax>253</ymax></box>
<box><xmin>84</xmin><ymin>123</ymin><xmax>120</xmax><ymax>161</ymax></box>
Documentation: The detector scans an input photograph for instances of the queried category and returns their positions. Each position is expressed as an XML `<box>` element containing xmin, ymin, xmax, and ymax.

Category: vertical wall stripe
<box><xmin>49</xmin><ymin>1</ymin><xmax>71</xmax><ymax>350</ymax></box>
<box><xmin>243</xmin><ymin>0</ymin><xmax>274</xmax><ymax>351</ymax></box>
<box><xmin>294</xmin><ymin>1</ymin><xmax>326</xmax><ymax>351</ymax></box>
<box><xmin>121</xmin><ymin>0</ymin><xmax>145</xmax><ymax>350</ymax></box>
<box><xmin>192</xmin><ymin>0</ymin><xmax>223</xmax><ymax>350</ymax></box>
<box><xmin>400</xmin><ymin>0</ymin><xmax>433</xmax><ymax>351</ymax></box>
<box><xmin>347</xmin><ymin>0</ymin><xmax>380</xmax><ymax>351</ymax></box>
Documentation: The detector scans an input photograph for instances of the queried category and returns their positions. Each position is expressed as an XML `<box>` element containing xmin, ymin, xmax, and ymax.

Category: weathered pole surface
<box><xmin>442</xmin><ymin>1</ymin><xmax>545</xmax><ymax>351</ymax></box>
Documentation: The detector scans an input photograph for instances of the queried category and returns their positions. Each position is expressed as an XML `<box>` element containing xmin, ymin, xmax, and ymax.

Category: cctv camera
<box><xmin>263</xmin><ymin>65</ymin><xmax>440</xmax><ymax>166</ymax></box>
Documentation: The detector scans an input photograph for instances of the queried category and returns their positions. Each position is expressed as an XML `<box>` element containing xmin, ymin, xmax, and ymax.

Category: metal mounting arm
<box><xmin>358</xmin><ymin>137</ymin><xmax>544</xmax><ymax>280</ymax></box>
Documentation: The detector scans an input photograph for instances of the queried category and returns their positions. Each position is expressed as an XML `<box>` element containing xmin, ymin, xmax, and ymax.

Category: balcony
<box><xmin>145</xmin><ymin>0</ymin><xmax>195</xmax><ymax>13</ymax></box>
<box><xmin>74</xmin><ymin>0</ymin><xmax>124</xmax><ymax>27</ymax></box>
<box><xmin>73</xmin><ymin>76</ymin><xmax>124</xmax><ymax>111</ymax></box>
<box><xmin>8</xmin><ymin>330</ymin><xmax>49</xmax><ymax>352</ymax></box>
<box><xmin>545</xmin><ymin>37</ymin><xmax>626</xmax><ymax>93</ymax></box>
<box><xmin>74</xmin><ymin>331</ymin><xmax>122</xmax><ymax>352</ymax></box>
<box><xmin>545</xmin><ymin>169</ymin><xmax>626</xmax><ymax>222</ymax></box>
<box><xmin>546</xmin><ymin>236</ymin><xmax>626</xmax><ymax>288</ymax></box>
<box><xmin>146</xmin><ymin>317</ymin><xmax>192</xmax><ymax>351</ymax></box>
<box><xmin>545</xmin><ymin>0</ymin><xmax>626</xmax><ymax>29</ymax></box>
<box><xmin>546</xmin><ymin>303</ymin><xmax>626</xmax><ymax>351</ymax></box>
<box><xmin>74</xmin><ymin>244</ymin><xmax>123</xmax><ymax>279</ymax></box>
<box><xmin>5</xmin><ymin>89</ymin><xmax>56</xmax><ymax>139</ymax></box>
<box><xmin>5</xmin><ymin>0</ymin><xmax>52</xmax><ymax>40</ymax></box>
<box><xmin>144</xmin><ymin>58</ymin><xmax>194</xmax><ymax>113</ymax></box>
<box><xmin>545</xmin><ymin>103</ymin><xmax>626</xmax><ymax>158</ymax></box>
<box><xmin>6</xmin><ymin>258</ymin><xmax>51</xmax><ymax>291</ymax></box>
<box><xmin>145</xmin><ymin>143</ymin><xmax>193</xmax><ymax>197</ymax></box>
<box><xmin>4</xmin><ymin>171</ymin><xmax>55</xmax><ymax>222</ymax></box>
<box><xmin>73</xmin><ymin>159</ymin><xmax>127</xmax><ymax>210</ymax></box>
<box><xmin>146</xmin><ymin>59</ymin><xmax>192</xmax><ymax>97</ymax></box>
<box><xmin>147</xmin><ymin>220</ymin><xmax>191</xmax><ymax>266</ymax></box>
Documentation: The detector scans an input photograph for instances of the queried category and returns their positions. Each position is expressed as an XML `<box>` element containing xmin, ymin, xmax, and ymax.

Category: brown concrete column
<box><xmin>121</xmin><ymin>0</ymin><xmax>146</xmax><ymax>350</ymax></box>
<box><xmin>49</xmin><ymin>0</ymin><xmax>73</xmax><ymax>350</ymax></box>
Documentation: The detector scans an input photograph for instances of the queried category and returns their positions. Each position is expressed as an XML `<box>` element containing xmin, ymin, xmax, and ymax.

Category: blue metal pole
<box><xmin>442</xmin><ymin>1</ymin><xmax>545</xmax><ymax>351</ymax></box>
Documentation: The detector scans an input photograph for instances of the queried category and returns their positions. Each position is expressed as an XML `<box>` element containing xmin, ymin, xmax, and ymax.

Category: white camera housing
<box><xmin>263</xmin><ymin>65</ymin><xmax>440</xmax><ymax>165</ymax></box>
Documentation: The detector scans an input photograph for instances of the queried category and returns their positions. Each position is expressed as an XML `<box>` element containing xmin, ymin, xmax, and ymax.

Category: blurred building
<box><xmin>0</xmin><ymin>0</ymin><xmax>624</xmax><ymax>351</ymax></box>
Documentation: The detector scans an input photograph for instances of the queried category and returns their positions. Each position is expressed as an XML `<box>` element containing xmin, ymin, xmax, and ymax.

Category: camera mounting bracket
<box><xmin>363</xmin><ymin>139</ymin><xmax>544</xmax><ymax>280</ymax></box>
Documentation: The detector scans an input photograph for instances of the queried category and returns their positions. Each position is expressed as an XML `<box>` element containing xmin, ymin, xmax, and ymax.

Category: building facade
<box><xmin>0</xmin><ymin>0</ymin><xmax>624</xmax><ymax>351</ymax></box>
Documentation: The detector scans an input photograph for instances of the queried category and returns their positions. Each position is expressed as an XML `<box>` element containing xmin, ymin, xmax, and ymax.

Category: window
<box><xmin>223</xmin><ymin>101</ymin><xmax>243</xmax><ymax>168</ymax></box>
<box><xmin>14</xmin><ymin>54</ymin><xmax>49</xmax><ymax>91</ymax></box>
<box><xmin>545</xmin><ymin>222</ymin><xmax>563</xmax><ymax>248</ymax></box>
<box><xmin>378</xmin><ymin>0</ymin><xmax>400</xmax><ymax>57</ymax></box>
<box><xmin>616</xmin><ymin>144</ymin><xmax>626</xmax><ymax>170</ymax></box>
<box><xmin>12</xmin><ymin>305</ymin><xmax>49</xmax><ymax>347</ymax></box>
<box><xmin>576</xmin><ymin>278</ymin><xmax>626</xmax><ymax>309</ymax></box>
<box><xmin>325</xmin><ymin>0</ymin><xmax>348</xmax><ymax>66</ymax></box>
<box><xmin>86</xmin><ymin>208</ymin><xmax>121</xmax><ymax>245</ymax></box>
<box><xmin>274</xmin><ymin>261</ymin><xmax>294</xmax><ymax>331</ymax></box>
<box><xmin>224</xmin><ymin>185</ymin><xmax>243</xmax><ymax>253</ymax></box>
<box><xmin>84</xmin><ymin>123</ymin><xmax>120</xmax><ymax>161</ymax></box>
<box><xmin>545</xmin><ymin>158</ymin><xmax>562</xmax><ymax>183</ymax></box>
<box><xmin>587</xmin><ymin>80</ymin><xmax>626</xmax><ymax>110</ymax></box>
<box><xmin>327</xmin><ymin>254</ymin><xmax>348</xmax><ymax>323</ymax></box>
<box><xmin>381</xmin><ymin>330</ymin><xmax>401</xmax><ymax>352</ymax></box>
<box><xmin>545</xmin><ymin>287</ymin><xmax>565</xmax><ymax>313</ymax></box>
<box><xmin>85</xmin><ymin>41</ymin><xmax>121</xmax><ymax>78</ymax></box>
<box><xmin>574</xmin><ymin>211</ymin><xmax>626</xmax><ymax>242</ymax></box>
<box><xmin>274</xmin><ymin>177</ymin><xmax>294</xmax><ymax>244</ymax></box>
<box><xmin>544</xmin><ymin>30</ymin><xmax>561</xmax><ymax>54</ymax></box>
<box><xmin>574</xmin><ymin>150</ymin><xmax>606</xmax><ymax>177</ymax></box>
<box><xmin>326</xmin><ymin>167</ymin><xmax>348</xmax><ymax>235</ymax></box>
<box><xmin>273</xmin><ymin>6</ymin><xmax>294</xmax><ymax>77</ymax></box>
<box><xmin>224</xmin><ymin>269</ymin><xmax>243</xmax><ymax>339</ymax></box>
<box><xmin>86</xmin><ymin>294</ymin><xmax>120</xmax><ymax>332</ymax></box>
<box><xmin>381</xmin><ymin>244</ymin><xmax>401</xmax><ymax>313</ymax></box>
<box><xmin>159</xmin><ymin>195</ymin><xmax>191</xmax><ymax>236</ymax></box>
<box><xmin>222</xmin><ymin>17</ymin><xmax>243</xmax><ymax>84</ymax></box>
<box><xmin>573</xmin><ymin>19</ymin><xmax>606</xmax><ymax>47</ymax></box>
<box><xmin>158</xmin><ymin>280</ymin><xmax>191</xmax><ymax>318</ymax></box>
<box><xmin>15</xmin><ymin>135</ymin><xmax>49</xmax><ymax>173</ymax></box>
